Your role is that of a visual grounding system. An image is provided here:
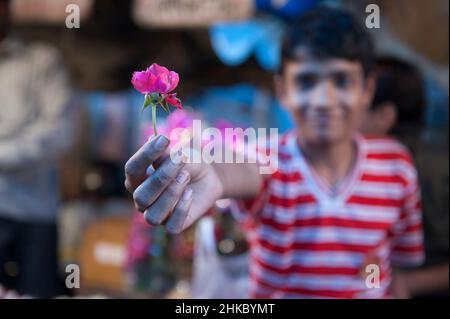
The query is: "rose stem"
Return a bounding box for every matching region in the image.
[152,103,158,136]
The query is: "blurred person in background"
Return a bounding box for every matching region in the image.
[361,57,449,298]
[361,57,426,144]
[0,0,74,298]
[125,6,426,298]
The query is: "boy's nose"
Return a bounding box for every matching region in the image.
[309,80,337,110]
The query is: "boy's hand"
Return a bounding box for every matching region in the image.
[124,135,223,234]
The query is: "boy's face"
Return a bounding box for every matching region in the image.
[277,55,374,146]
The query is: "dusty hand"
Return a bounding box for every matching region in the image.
[124,135,223,234]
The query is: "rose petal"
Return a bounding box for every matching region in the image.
[155,73,171,93]
[167,71,179,92]
[147,63,169,77]
[131,70,157,94]
[131,71,149,94]
[164,93,183,109]
[145,73,158,93]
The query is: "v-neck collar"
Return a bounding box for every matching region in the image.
[286,131,366,207]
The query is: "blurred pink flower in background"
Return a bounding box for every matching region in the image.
[141,109,198,146]
[125,212,152,269]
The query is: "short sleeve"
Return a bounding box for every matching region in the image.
[390,157,425,268]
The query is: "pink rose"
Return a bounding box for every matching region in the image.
[131,63,183,136]
[132,63,179,94]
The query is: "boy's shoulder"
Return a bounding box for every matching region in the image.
[274,132,415,161]
[257,132,418,175]
[361,135,419,188]
[361,134,415,164]
[253,130,295,158]
[275,130,298,162]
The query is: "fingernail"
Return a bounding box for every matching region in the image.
[172,150,187,165]
[154,136,169,150]
[182,188,193,200]
[176,170,190,184]
[167,222,181,234]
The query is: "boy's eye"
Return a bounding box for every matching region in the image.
[333,73,353,88]
[296,74,317,90]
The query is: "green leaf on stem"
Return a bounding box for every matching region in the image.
[160,99,170,113]
[142,94,152,111]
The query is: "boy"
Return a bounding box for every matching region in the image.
[360,57,425,138]
[124,6,424,298]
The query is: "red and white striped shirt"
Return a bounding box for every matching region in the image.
[239,131,424,299]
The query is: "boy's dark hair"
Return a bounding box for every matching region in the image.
[280,5,374,76]
[371,57,425,126]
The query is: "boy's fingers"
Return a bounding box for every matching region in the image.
[143,171,191,225]
[124,135,169,191]
[132,154,187,212]
[166,188,193,234]
[125,166,156,193]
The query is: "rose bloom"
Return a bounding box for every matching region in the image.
[131,63,182,109]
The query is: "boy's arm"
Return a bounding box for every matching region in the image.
[403,263,449,296]
[124,135,263,234]
[212,161,263,199]
[390,268,413,299]
[391,264,450,298]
